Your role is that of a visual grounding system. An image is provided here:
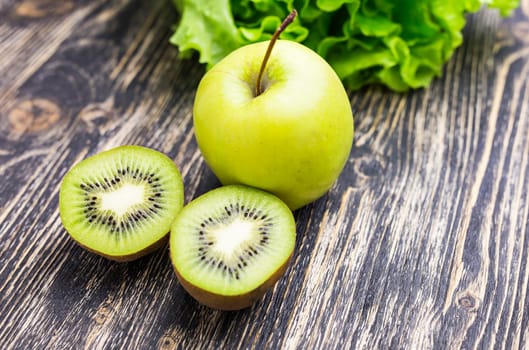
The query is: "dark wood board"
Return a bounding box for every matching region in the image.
[1,0,529,349]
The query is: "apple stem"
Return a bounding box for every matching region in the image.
[255,9,298,97]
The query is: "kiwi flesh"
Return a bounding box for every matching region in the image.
[170,185,296,310]
[59,145,184,261]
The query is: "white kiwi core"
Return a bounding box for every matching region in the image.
[211,218,256,257]
[100,183,145,217]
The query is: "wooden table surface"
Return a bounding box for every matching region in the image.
[1,1,529,349]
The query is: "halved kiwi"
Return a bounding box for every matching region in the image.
[59,145,184,261]
[170,185,296,310]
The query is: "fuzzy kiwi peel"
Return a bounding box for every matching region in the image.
[59,145,184,261]
[170,185,296,310]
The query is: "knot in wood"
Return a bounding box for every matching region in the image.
[93,303,113,325]
[79,103,115,132]
[159,335,177,350]
[349,147,386,188]
[457,293,479,311]
[8,98,61,133]
[14,0,74,18]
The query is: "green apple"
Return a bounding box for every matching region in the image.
[193,36,353,210]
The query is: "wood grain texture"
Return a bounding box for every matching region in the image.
[1,0,528,349]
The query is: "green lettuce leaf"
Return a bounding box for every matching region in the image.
[169,0,240,65]
[170,0,519,91]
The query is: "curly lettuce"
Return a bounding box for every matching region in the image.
[170,0,519,91]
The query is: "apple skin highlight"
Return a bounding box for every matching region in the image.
[193,40,354,210]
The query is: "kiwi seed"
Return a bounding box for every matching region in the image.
[59,145,184,261]
[170,185,296,310]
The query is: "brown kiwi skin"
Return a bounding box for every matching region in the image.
[172,253,293,310]
[73,235,169,262]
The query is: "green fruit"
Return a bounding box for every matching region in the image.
[59,145,184,261]
[170,185,296,310]
[193,39,354,210]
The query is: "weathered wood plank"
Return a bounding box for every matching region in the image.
[1,0,528,349]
